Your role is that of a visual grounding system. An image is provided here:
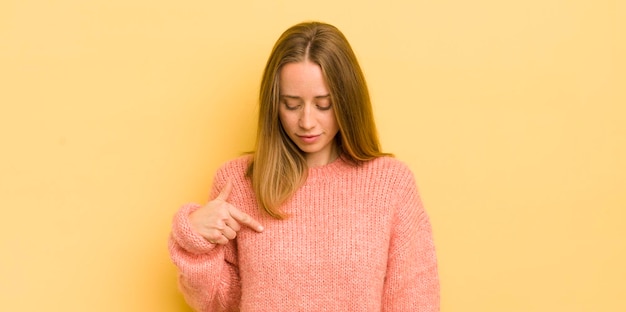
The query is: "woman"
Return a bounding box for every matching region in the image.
[169,21,440,311]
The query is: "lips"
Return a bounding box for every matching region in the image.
[297,134,320,144]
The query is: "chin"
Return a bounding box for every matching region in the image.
[298,147,318,154]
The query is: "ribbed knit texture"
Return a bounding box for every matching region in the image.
[169,155,439,311]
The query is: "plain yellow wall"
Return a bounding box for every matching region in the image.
[1,0,624,311]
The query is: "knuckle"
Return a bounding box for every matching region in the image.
[240,214,250,223]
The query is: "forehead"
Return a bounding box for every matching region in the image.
[279,61,329,96]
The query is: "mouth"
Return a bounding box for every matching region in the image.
[297,134,320,143]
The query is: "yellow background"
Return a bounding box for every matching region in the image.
[1,0,624,311]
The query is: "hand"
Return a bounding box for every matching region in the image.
[189,180,264,245]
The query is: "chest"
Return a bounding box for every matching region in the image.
[236,188,395,280]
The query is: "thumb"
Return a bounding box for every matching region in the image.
[215,179,233,201]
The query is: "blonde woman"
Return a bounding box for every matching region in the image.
[169,21,440,311]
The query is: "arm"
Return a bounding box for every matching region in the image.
[382,170,440,312]
[168,203,241,312]
[169,162,264,311]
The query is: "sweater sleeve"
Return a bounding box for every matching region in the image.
[168,169,241,312]
[382,166,440,312]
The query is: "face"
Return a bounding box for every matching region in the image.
[278,61,339,167]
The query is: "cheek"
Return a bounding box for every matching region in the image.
[278,111,285,126]
[325,114,339,130]
[278,110,294,129]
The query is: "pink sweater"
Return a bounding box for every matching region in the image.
[169,156,439,311]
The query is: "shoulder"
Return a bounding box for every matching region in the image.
[358,156,419,194]
[209,155,255,202]
[364,158,426,219]
[212,155,253,183]
[361,156,415,178]
[217,154,252,172]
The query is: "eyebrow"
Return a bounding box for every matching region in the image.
[280,94,330,99]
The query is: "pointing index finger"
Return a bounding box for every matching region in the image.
[229,206,264,232]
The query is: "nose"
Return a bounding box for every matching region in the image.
[298,105,315,130]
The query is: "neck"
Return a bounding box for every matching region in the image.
[306,146,339,167]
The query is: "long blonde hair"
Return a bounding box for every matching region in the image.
[247,21,390,219]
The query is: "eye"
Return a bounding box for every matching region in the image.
[316,99,332,111]
[281,99,300,110]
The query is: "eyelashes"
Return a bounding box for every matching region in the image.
[282,101,332,111]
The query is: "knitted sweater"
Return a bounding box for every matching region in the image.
[169,155,439,311]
